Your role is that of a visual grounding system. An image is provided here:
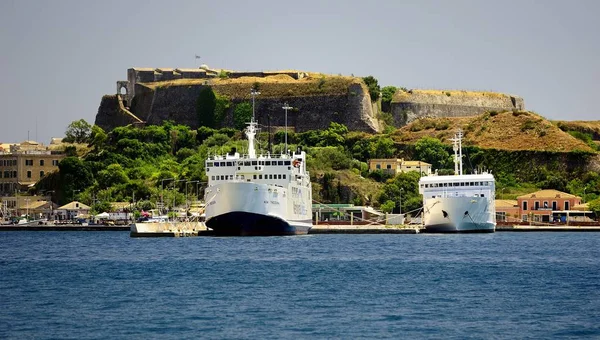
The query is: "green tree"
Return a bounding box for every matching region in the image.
[233,102,253,130]
[64,119,92,143]
[588,198,600,219]
[97,164,129,189]
[89,125,107,150]
[362,76,380,101]
[414,137,452,171]
[381,86,397,113]
[381,200,396,213]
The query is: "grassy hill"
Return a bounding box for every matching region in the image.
[391,110,596,153]
[142,73,364,98]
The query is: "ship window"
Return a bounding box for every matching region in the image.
[206,168,210,172]
[207,162,213,167]
[214,162,219,167]
[226,162,233,166]
[284,161,291,166]
[253,175,257,179]
[244,161,251,166]
[278,174,282,179]
[220,162,225,166]
[230,175,234,180]
[259,175,263,179]
[443,183,448,187]
[481,194,485,197]
[269,174,273,179]
[278,161,283,166]
[265,161,271,166]
[453,183,458,187]
[432,196,436,198]
[460,182,465,186]
[283,175,286,179]
[252,161,257,166]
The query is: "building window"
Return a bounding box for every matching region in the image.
[376,164,381,169]
[40,160,45,166]
[25,159,33,166]
[386,164,391,169]
[27,171,32,178]
[40,171,45,178]
[534,201,539,210]
[52,160,59,166]
[497,212,506,222]
[564,201,569,210]
[523,201,528,211]
[552,201,557,210]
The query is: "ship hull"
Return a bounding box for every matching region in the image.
[423,196,495,233]
[205,181,312,236]
[206,211,310,236]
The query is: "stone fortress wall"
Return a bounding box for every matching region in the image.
[102,66,526,134]
[390,89,525,126]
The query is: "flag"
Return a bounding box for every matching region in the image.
[195,55,201,59]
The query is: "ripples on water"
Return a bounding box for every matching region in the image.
[1,232,599,339]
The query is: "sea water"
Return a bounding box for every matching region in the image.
[1,232,599,339]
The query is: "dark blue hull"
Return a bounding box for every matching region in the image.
[206,212,310,236]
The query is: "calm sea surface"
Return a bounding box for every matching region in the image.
[1,232,599,339]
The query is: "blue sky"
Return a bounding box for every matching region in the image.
[1,0,598,143]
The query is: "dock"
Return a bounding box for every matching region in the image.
[130,221,211,237]
[0,224,129,231]
[497,225,600,232]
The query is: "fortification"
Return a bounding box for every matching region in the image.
[96,67,381,134]
[390,89,524,126]
[96,67,527,134]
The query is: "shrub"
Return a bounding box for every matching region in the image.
[362,76,380,101]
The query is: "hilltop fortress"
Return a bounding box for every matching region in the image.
[94,66,525,133]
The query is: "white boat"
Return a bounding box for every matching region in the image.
[203,113,312,236]
[418,130,496,233]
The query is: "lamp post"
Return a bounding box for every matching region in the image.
[583,186,587,204]
[160,177,174,213]
[186,180,200,209]
[399,188,404,215]
[282,102,292,155]
[72,189,80,202]
[251,88,260,121]
[501,187,507,200]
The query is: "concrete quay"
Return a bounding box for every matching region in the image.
[0,224,129,231]
[497,225,600,232]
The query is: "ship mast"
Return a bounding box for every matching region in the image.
[450,129,463,176]
[247,88,260,159]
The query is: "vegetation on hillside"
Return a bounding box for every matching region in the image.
[34,104,600,219]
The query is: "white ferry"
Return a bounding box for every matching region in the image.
[203,118,312,236]
[418,130,496,233]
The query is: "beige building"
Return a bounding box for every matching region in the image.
[495,199,520,222]
[55,201,91,221]
[368,158,432,176]
[0,141,65,195]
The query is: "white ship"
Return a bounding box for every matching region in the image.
[418,130,496,233]
[203,105,312,236]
